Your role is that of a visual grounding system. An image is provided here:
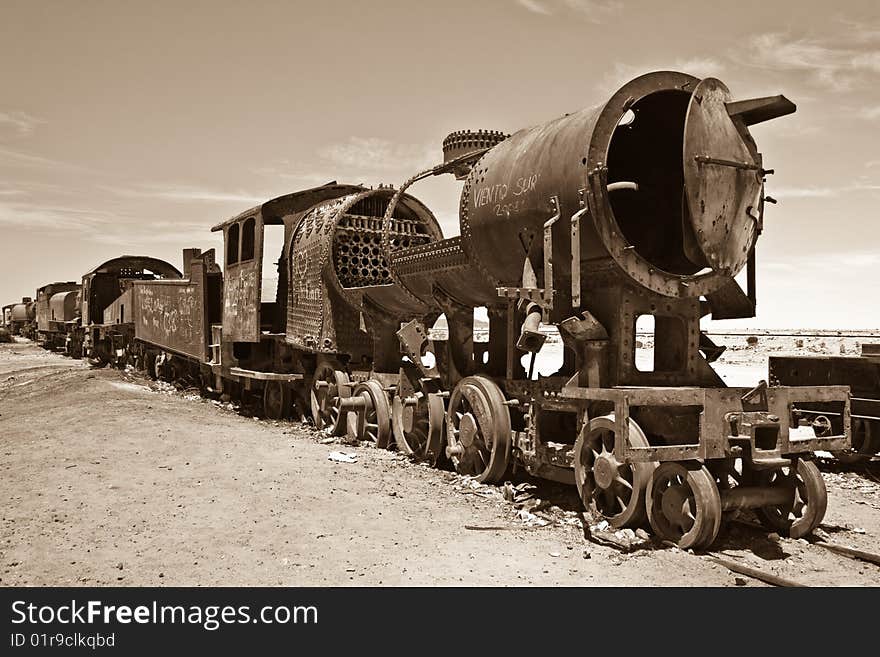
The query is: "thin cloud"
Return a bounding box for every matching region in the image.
[0,197,217,249]
[596,57,723,95]
[0,200,117,231]
[515,0,622,21]
[857,106,880,120]
[318,137,436,172]
[0,146,103,174]
[745,31,880,92]
[562,0,623,21]
[766,251,880,272]
[0,111,45,137]
[515,0,551,15]
[770,182,880,199]
[252,162,343,186]
[107,183,265,205]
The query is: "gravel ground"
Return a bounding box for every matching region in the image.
[1,339,878,587]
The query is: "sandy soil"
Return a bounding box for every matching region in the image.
[1,339,879,587]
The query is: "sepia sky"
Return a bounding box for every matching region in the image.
[1,0,878,328]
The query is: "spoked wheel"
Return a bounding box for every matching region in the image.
[445,376,510,484]
[574,415,656,528]
[755,459,827,539]
[833,417,877,465]
[309,363,350,434]
[393,394,429,458]
[263,380,292,420]
[346,380,392,447]
[647,462,722,549]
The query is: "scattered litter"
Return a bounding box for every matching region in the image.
[549,551,561,558]
[328,451,358,464]
[516,508,549,527]
[319,436,336,444]
[734,577,747,586]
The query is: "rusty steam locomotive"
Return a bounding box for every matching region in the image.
[7,71,853,549]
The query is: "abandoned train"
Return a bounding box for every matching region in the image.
[6,71,854,549]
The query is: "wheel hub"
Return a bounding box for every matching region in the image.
[459,413,478,448]
[593,454,619,489]
[661,484,691,526]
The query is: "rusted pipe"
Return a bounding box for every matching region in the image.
[516,302,546,355]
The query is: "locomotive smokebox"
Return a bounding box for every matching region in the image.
[457,71,794,315]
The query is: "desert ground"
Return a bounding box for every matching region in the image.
[1,335,879,587]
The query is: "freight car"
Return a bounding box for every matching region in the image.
[770,344,880,463]
[34,282,81,352]
[74,256,183,365]
[124,70,850,549]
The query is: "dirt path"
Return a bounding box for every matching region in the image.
[1,340,878,587]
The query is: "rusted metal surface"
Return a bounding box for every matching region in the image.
[81,256,182,328]
[770,353,880,461]
[682,78,764,275]
[35,282,79,334]
[285,187,441,356]
[133,249,222,361]
[559,382,850,463]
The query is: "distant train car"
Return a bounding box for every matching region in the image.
[771,345,880,463]
[76,255,182,364]
[35,282,81,352]
[5,298,35,337]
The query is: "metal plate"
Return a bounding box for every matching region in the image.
[683,78,763,274]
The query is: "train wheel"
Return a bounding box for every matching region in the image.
[647,462,722,549]
[263,381,292,421]
[392,394,429,457]
[832,418,877,465]
[445,376,510,484]
[574,415,655,528]
[425,392,449,467]
[145,352,158,380]
[309,364,350,435]
[346,381,392,447]
[755,459,826,539]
